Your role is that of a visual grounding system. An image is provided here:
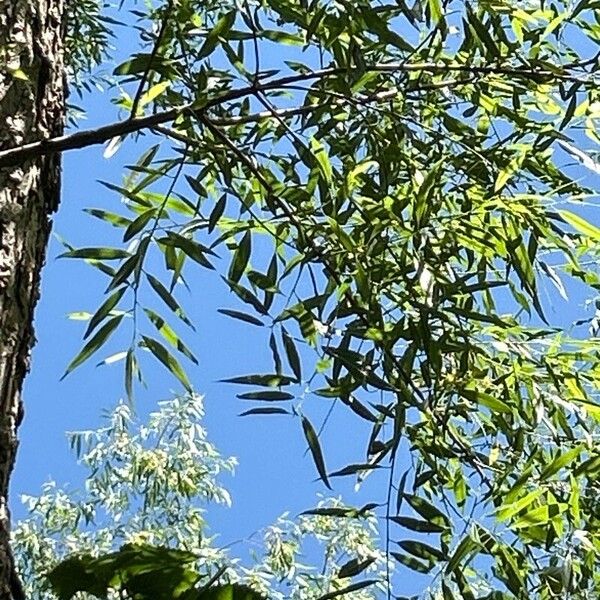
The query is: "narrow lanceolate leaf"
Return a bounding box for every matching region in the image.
[222,277,269,315]
[141,335,192,392]
[496,489,545,522]
[58,247,130,260]
[402,494,450,527]
[282,328,302,382]
[398,540,445,562]
[269,331,282,374]
[143,308,198,364]
[84,208,131,229]
[391,552,431,573]
[389,516,447,534]
[301,415,331,489]
[107,253,140,291]
[559,209,600,242]
[236,391,294,401]
[446,535,480,574]
[208,194,226,233]
[159,233,216,269]
[310,136,332,185]
[62,315,124,378]
[428,0,443,23]
[315,580,378,600]
[147,273,195,329]
[228,230,251,282]
[221,374,296,386]
[125,349,136,402]
[217,309,264,327]
[460,389,512,414]
[337,556,376,579]
[123,208,156,242]
[239,407,290,417]
[539,446,583,481]
[301,507,362,518]
[197,10,237,60]
[85,287,127,339]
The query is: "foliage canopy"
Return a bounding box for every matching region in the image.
[29,0,600,596]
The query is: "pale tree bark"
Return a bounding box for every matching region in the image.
[0,1,64,598]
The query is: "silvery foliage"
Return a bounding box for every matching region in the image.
[12,394,387,599]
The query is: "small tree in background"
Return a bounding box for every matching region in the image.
[12,394,387,600]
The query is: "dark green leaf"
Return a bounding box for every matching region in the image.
[228,230,251,283]
[217,309,265,326]
[62,315,124,378]
[237,391,294,401]
[84,287,126,339]
[141,335,192,392]
[58,248,130,260]
[301,415,331,490]
[282,328,302,382]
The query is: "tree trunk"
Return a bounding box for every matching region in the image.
[0,1,64,597]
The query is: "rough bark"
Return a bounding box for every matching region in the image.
[0,1,64,598]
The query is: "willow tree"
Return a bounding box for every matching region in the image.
[4,0,600,598]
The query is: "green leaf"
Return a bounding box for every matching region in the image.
[221,374,296,386]
[236,391,294,401]
[85,287,127,339]
[62,315,124,378]
[47,554,109,600]
[143,309,198,365]
[282,328,302,382]
[159,233,215,270]
[540,446,583,481]
[337,556,376,579]
[228,230,251,282]
[107,253,142,292]
[446,535,480,574]
[58,248,130,260]
[398,540,445,563]
[198,11,237,60]
[389,516,447,534]
[310,136,332,185]
[147,274,195,329]
[84,208,132,229]
[209,195,226,233]
[314,580,378,600]
[123,209,156,242]
[460,389,512,414]
[391,552,431,573]
[222,277,269,315]
[301,415,332,490]
[559,209,600,241]
[496,489,544,522]
[428,0,443,23]
[402,494,450,527]
[261,30,304,45]
[217,309,264,326]
[140,335,192,392]
[239,407,290,417]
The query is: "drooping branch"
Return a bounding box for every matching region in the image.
[0,61,591,168]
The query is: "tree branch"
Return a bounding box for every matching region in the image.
[0,61,589,168]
